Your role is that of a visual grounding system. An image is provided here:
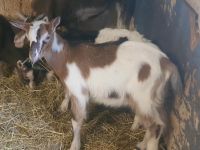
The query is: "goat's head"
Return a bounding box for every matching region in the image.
[11,16,60,64]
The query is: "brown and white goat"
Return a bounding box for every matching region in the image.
[11,17,182,150]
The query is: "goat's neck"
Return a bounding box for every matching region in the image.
[43,33,69,82]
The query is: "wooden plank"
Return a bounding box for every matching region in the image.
[186,0,200,30]
[186,0,200,14]
[0,0,33,19]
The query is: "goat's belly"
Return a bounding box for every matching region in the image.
[91,97,126,107]
[86,61,160,111]
[87,65,135,100]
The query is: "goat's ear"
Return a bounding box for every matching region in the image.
[10,21,30,31]
[50,17,61,32]
[14,31,26,48]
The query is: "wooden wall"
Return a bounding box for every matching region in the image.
[0,0,33,19]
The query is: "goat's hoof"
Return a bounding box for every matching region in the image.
[136,142,146,150]
[69,144,80,150]
[134,147,141,150]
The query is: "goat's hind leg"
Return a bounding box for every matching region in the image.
[146,123,164,150]
[59,95,70,113]
[135,125,151,150]
[135,114,164,150]
[59,87,71,114]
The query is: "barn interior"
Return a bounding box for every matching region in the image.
[0,0,200,149]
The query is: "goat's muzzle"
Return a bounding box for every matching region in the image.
[29,42,41,64]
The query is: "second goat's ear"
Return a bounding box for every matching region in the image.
[10,20,30,31]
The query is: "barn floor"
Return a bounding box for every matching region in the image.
[0,74,146,150]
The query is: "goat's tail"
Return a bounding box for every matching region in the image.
[170,64,183,96]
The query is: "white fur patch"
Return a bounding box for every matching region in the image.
[95,28,150,44]
[27,20,47,46]
[86,41,167,114]
[65,63,88,108]
[33,48,40,63]
[95,28,160,55]
[52,33,63,52]
[29,28,48,62]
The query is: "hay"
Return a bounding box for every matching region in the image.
[0,75,144,150]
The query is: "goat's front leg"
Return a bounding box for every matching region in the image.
[52,93,70,118]
[59,86,71,113]
[70,95,87,150]
[59,93,70,113]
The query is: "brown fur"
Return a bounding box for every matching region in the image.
[67,43,118,79]
[160,57,174,73]
[43,34,118,81]
[151,56,174,100]
[42,37,68,84]
[151,76,165,100]
[148,124,162,139]
[138,63,151,82]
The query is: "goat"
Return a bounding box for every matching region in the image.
[32,0,117,30]
[0,15,28,77]
[11,17,182,150]
[95,28,150,44]
[31,0,136,34]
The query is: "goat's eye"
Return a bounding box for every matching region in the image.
[46,36,50,40]
[43,36,50,44]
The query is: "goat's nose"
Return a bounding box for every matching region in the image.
[29,50,39,64]
[29,42,40,64]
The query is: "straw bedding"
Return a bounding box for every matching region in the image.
[0,75,145,150]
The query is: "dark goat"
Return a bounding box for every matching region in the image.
[16,59,54,89]
[0,15,28,77]
[0,14,52,89]
[31,0,136,37]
